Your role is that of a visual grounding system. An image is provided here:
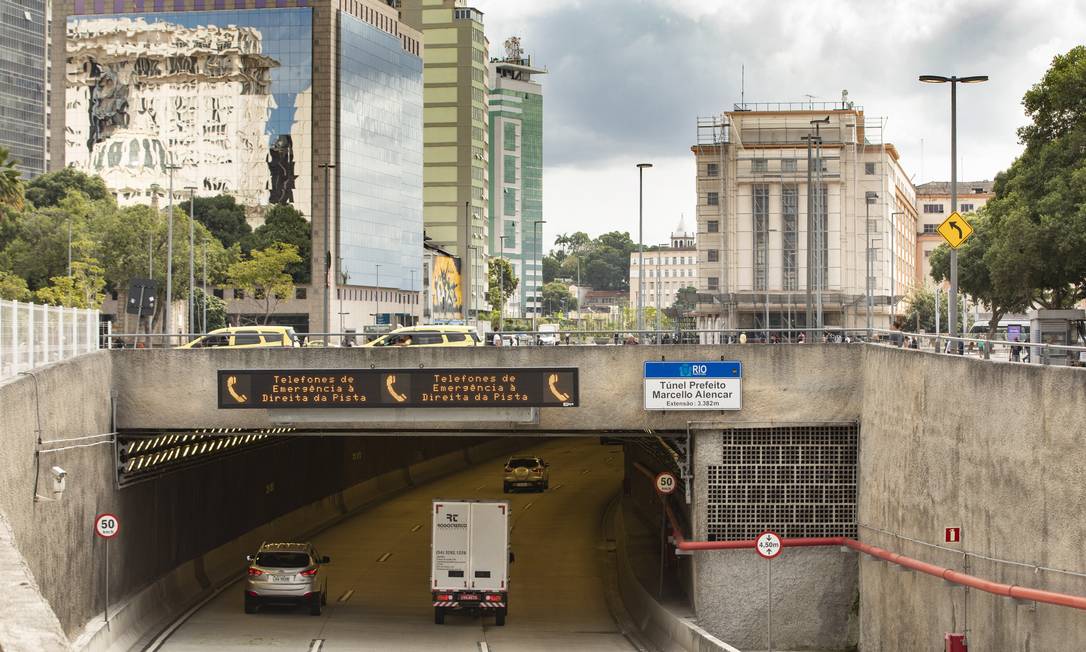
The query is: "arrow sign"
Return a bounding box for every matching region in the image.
[937,211,974,249]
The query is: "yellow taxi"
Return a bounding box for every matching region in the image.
[178,326,300,349]
[361,325,481,348]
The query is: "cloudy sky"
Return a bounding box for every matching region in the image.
[470,0,1086,250]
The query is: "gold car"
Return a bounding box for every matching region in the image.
[178,326,300,349]
[362,325,481,348]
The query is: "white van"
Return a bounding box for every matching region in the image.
[538,323,560,345]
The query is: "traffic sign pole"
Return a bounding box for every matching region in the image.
[755,531,782,652]
[94,514,120,629]
[654,472,677,599]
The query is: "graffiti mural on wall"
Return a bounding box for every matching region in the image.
[431,254,463,315]
[65,10,313,213]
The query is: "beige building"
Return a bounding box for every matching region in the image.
[691,99,918,337]
[629,219,698,312]
[915,181,993,286]
[399,0,490,319]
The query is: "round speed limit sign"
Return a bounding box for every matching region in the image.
[654,471,678,496]
[94,513,120,539]
[755,530,782,559]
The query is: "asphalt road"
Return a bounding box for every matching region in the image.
[158,438,637,652]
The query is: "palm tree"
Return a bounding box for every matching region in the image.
[0,147,24,210]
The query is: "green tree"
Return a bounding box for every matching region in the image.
[0,147,23,211]
[244,204,311,283]
[191,195,252,249]
[226,243,301,324]
[0,198,97,291]
[487,256,519,313]
[25,168,109,208]
[901,286,948,334]
[34,260,106,308]
[541,281,577,315]
[193,289,228,332]
[542,254,562,283]
[0,270,30,300]
[666,286,699,320]
[546,230,637,291]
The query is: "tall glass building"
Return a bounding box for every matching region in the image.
[1,0,48,176]
[53,0,424,332]
[488,39,545,318]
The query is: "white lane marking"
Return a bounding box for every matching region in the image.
[411,524,422,532]
[337,589,354,603]
[309,639,325,652]
[523,501,534,512]
[377,552,392,563]
[581,469,590,475]
[143,574,239,651]
[475,484,486,491]
[478,642,490,652]
[552,483,563,490]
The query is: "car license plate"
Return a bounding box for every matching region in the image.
[270,575,295,583]
[459,594,479,601]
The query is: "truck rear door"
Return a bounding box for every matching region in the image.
[432,501,470,590]
[468,502,508,592]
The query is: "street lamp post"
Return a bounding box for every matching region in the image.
[533,219,546,325]
[202,239,208,333]
[185,186,197,336]
[164,163,181,340]
[866,192,878,336]
[374,263,382,327]
[318,163,336,342]
[890,210,905,320]
[498,235,510,332]
[919,73,988,352]
[636,163,653,335]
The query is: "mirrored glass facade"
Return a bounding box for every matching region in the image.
[65,9,312,211]
[1,0,47,176]
[338,13,423,293]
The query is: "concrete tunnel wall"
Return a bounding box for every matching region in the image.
[858,346,1086,651]
[0,354,538,649]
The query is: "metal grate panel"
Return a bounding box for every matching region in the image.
[706,424,858,541]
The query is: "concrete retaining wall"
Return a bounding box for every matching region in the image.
[858,347,1086,651]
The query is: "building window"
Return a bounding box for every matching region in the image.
[504,122,516,151]
[504,155,516,183]
[707,220,719,233]
[707,277,719,290]
[752,159,768,173]
[707,249,719,262]
[923,204,944,214]
[504,188,516,215]
[960,203,975,212]
[707,192,720,206]
[782,185,798,291]
[753,184,769,291]
[865,162,876,175]
[707,162,719,177]
[924,250,932,258]
[923,223,938,234]
[295,287,307,300]
[781,158,797,173]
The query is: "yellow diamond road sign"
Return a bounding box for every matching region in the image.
[938,211,974,249]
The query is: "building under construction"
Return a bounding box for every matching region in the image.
[691,95,917,338]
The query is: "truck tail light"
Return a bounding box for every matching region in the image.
[436,594,453,601]
[485,594,503,601]
[247,568,263,576]
[300,568,318,576]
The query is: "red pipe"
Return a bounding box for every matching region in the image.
[632,462,1086,611]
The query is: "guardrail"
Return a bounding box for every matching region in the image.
[98,325,1086,367]
[0,299,101,380]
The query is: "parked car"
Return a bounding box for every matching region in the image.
[178,326,299,349]
[502,456,549,492]
[244,542,330,615]
[362,325,482,348]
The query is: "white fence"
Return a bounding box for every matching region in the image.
[0,300,101,381]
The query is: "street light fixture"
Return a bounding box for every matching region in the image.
[164,162,181,339]
[184,186,197,335]
[318,163,336,343]
[918,73,988,352]
[533,219,546,323]
[636,163,653,335]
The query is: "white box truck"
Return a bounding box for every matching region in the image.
[431,499,510,626]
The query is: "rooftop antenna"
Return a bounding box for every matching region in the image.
[741,64,745,107]
[804,93,816,109]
